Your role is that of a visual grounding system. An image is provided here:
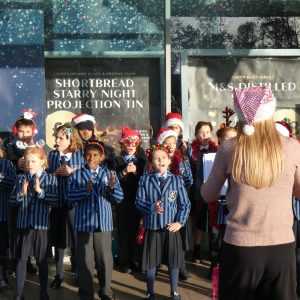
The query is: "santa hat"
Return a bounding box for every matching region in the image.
[233,87,276,136]
[71,113,96,131]
[163,112,184,131]
[275,118,293,137]
[155,128,178,144]
[119,126,142,144]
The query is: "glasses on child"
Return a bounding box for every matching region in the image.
[123,140,139,147]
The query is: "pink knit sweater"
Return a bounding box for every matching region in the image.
[201,136,300,246]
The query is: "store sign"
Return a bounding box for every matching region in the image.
[184,56,300,139]
[45,58,161,151]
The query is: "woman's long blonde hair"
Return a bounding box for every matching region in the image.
[232,118,283,189]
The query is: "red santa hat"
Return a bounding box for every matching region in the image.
[155,128,178,144]
[119,126,142,144]
[233,87,276,136]
[71,113,96,130]
[163,112,184,131]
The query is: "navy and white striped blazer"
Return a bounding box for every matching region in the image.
[135,172,191,230]
[9,171,58,229]
[0,159,16,222]
[293,197,300,221]
[48,149,85,208]
[67,165,123,232]
[179,160,193,189]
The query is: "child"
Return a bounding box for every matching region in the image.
[113,126,146,273]
[71,113,97,144]
[6,110,44,275]
[156,128,193,280]
[136,144,191,300]
[163,112,190,157]
[6,109,44,173]
[9,146,58,300]
[67,140,123,300]
[0,140,16,291]
[215,126,237,230]
[188,121,218,264]
[204,125,237,278]
[48,123,85,288]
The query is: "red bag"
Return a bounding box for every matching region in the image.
[136,218,145,245]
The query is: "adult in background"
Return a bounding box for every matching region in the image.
[201,86,300,300]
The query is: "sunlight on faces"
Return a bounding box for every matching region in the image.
[163,136,177,157]
[123,140,138,155]
[55,130,71,153]
[79,129,93,141]
[25,153,45,175]
[168,125,181,135]
[151,149,171,176]
[17,125,33,142]
[196,125,212,145]
[84,149,104,170]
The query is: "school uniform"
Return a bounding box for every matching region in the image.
[193,147,217,232]
[113,154,145,270]
[48,149,84,283]
[135,172,190,271]
[9,170,58,299]
[6,141,26,261]
[67,165,123,300]
[176,160,193,252]
[48,149,84,249]
[0,159,16,248]
[0,159,16,285]
[6,141,25,173]
[293,197,300,296]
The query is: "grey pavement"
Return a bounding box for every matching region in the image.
[1,258,212,300]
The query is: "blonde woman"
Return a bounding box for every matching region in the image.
[201,87,300,300]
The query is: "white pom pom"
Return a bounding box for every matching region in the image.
[16,141,28,150]
[243,124,255,136]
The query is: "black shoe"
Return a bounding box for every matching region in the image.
[27,261,37,274]
[129,261,141,272]
[50,275,62,289]
[207,268,213,280]
[144,294,155,300]
[100,294,115,300]
[13,295,25,300]
[170,291,181,300]
[119,265,131,274]
[191,257,201,264]
[192,245,201,264]
[0,279,9,291]
[74,276,79,287]
[40,294,50,300]
[179,268,190,281]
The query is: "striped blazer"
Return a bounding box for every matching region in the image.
[9,171,58,229]
[0,159,16,222]
[293,197,300,221]
[135,172,191,230]
[48,149,85,208]
[178,160,193,189]
[67,165,123,232]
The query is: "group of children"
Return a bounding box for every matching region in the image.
[0,109,238,300]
